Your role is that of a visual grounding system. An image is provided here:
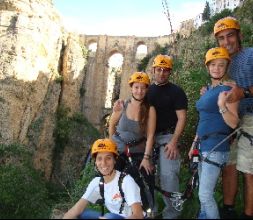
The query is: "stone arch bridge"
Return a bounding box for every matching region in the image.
[79,34,175,133]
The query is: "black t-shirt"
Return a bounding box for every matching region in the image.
[147,82,188,133]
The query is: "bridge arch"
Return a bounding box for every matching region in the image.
[80,34,175,131]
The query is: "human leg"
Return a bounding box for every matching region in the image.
[78,209,101,219]
[236,115,253,217]
[222,164,238,205]
[244,173,253,216]
[220,164,239,219]
[198,151,229,219]
[222,139,239,205]
[156,134,181,219]
[103,212,125,219]
[220,141,239,218]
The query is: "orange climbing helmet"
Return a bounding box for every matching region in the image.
[214,16,240,36]
[205,47,230,65]
[152,54,173,69]
[91,138,119,158]
[128,72,150,86]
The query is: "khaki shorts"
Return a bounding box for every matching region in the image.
[227,138,238,165]
[236,115,253,174]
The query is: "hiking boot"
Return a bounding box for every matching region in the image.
[219,207,238,219]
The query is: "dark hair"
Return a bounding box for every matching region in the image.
[139,96,150,134]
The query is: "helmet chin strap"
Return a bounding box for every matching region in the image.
[210,73,225,81]
[132,94,143,102]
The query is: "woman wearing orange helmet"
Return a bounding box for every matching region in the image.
[109,71,156,214]
[63,138,144,219]
[188,47,239,219]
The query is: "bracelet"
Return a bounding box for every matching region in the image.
[144,153,151,158]
[243,88,252,98]
[219,107,228,114]
[143,156,150,160]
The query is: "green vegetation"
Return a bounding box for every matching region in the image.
[52,105,100,181]
[53,105,100,156]
[202,1,211,21]
[51,161,103,216]
[135,3,252,218]
[137,43,171,71]
[0,144,53,218]
[1,1,252,218]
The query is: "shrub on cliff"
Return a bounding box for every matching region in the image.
[0,144,52,218]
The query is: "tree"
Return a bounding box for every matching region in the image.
[202,1,211,21]
[162,0,173,34]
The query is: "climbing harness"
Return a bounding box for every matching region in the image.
[201,127,241,167]
[83,126,253,216]
[123,145,155,215]
[237,129,253,146]
[114,131,146,147]
[97,171,127,215]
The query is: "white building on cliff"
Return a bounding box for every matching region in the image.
[193,0,244,28]
[209,0,245,15]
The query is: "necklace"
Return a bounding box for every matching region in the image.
[208,82,223,89]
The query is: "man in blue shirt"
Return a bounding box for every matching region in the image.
[214,16,253,219]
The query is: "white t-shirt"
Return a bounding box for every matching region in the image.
[82,170,142,217]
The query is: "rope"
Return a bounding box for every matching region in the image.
[203,125,253,161]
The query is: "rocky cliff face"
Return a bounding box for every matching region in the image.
[0,0,87,179]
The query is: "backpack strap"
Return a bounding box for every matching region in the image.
[98,176,105,216]
[97,172,127,215]
[118,172,127,214]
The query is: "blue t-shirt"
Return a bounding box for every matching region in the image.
[196,85,233,152]
[229,48,253,116]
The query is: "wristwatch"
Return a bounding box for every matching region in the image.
[243,88,252,98]
[219,107,228,114]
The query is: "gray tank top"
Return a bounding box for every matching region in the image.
[112,99,146,153]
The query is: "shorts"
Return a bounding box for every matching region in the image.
[226,138,238,165]
[236,115,253,174]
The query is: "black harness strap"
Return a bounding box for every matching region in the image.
[202,157,226,169]
[199,132,231,169]
[238,129,253,146]
[200,131,230,141]
[118,172,127,214]
[115,131,146,147]
[98,177,105,216]
[98,172,127,215]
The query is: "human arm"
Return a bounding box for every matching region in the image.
[108,100,124,138]
[200,85,208,96]
[218,91,239,129]
[223,81,253,103]
[188,135,199,160]
[127,202,144,219]
[139,106,156,175]
[113,99,124,112]
[63,198,89,219]
[164,109,187,160]
[122,175,144,219]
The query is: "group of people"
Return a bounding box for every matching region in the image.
[63,16,253,219]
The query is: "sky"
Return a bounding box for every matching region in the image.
[53,0,206,37]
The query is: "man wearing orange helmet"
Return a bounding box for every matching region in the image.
[147,54,188,219]
[109,72,156,214]
[189,47,239,219]
[213,16,253,219]
[63,138,144,219]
